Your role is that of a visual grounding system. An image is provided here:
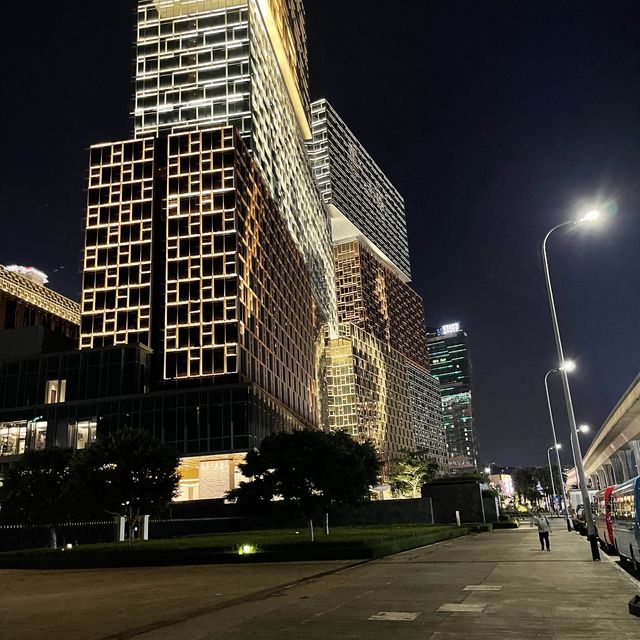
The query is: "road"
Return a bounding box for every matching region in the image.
[2,528,639,639]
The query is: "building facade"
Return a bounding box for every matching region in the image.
[0,0,332,499]
[1,2,448,493]
[310,100,447,472]
[308,99,411,282]
[0,265,80,457]
[427,323,479,473]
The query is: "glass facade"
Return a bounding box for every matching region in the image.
[0,1,449,496]
[308,99,411,281]
[406,362,448,474]
[308,98,444,472]
[322,323,414,466]
[333,240,429,370]
[427,325,479,472]
[133,0,336,327]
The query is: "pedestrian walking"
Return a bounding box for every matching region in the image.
[532,510,552,551]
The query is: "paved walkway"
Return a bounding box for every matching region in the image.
[2,528,639,639]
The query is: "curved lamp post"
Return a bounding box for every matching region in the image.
[542,209,601,561]
[544,362,576,531]
[546,444,561,512]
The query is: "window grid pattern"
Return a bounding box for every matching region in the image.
[135,2,252,138]
[133,1,336,328]
[308,99,411,280]
[322,323,413,466]
[164,127,318,426]
[263,0,310,119]
[441,391,478,471]
[427,328,479,471]
[80,139,157,350]
[249,0,336,328]
[333,241,429,370]
[406,362,448,474]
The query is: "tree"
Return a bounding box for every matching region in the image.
[0,448,75,548]
[513,467,547,507]
[228,430,380,540]
[74,428,180,541]
[389,448,441,498]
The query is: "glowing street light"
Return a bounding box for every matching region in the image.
[544,365,575,531]
[547,444,562,508]
[541,208,604,561]
[578,209,601,223]
[579,424,590,434]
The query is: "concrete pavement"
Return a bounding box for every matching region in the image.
[2,528,639,639]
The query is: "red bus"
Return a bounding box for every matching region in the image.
[593,486,615,553]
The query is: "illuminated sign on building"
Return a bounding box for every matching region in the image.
[437,322,460,336]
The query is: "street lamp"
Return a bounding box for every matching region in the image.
[542,210,601,561]
[579,424,590,434]
[544,366,574,531]
[546,444,561,512]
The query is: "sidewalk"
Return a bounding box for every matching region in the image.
[135,527,640,640]
[2,528,639,639]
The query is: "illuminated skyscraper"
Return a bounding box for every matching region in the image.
[0,0,334,498]
[0,2,448,491]
[310,101,447,472]
[132,0,336,323]
[427,323,479,473]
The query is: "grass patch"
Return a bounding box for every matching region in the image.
[0,524,469,569]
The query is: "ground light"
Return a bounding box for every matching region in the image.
[238,544,257,556]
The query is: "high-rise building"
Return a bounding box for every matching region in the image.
[133,0,336,325]
[427,323,479,473]
[310,100,447,472]
[308,99,410,282]
[0,2,448,491]
[0,0,334,499]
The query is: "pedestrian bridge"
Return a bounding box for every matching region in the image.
[582,373,640,488]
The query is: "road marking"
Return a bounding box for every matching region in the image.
[369,612,421,621]
[463,584,503,591]
[437,603,487,613]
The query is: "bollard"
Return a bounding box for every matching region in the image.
[455,511,461,527]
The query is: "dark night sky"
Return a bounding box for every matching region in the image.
[2,2,639,467]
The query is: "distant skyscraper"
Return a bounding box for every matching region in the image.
[427,323,479,473]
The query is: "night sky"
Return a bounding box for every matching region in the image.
[2,2,639,468]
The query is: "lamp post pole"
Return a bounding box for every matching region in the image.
[546,445,558,513]
[544,369,572,531]
[542,219,600,561]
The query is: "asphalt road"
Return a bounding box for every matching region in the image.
[3,528,639,639]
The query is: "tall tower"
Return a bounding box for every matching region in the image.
[78,0,336,498]
[309,100,447,473]
[427,323,479,473]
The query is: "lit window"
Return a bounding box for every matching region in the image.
[45,380,67,404]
